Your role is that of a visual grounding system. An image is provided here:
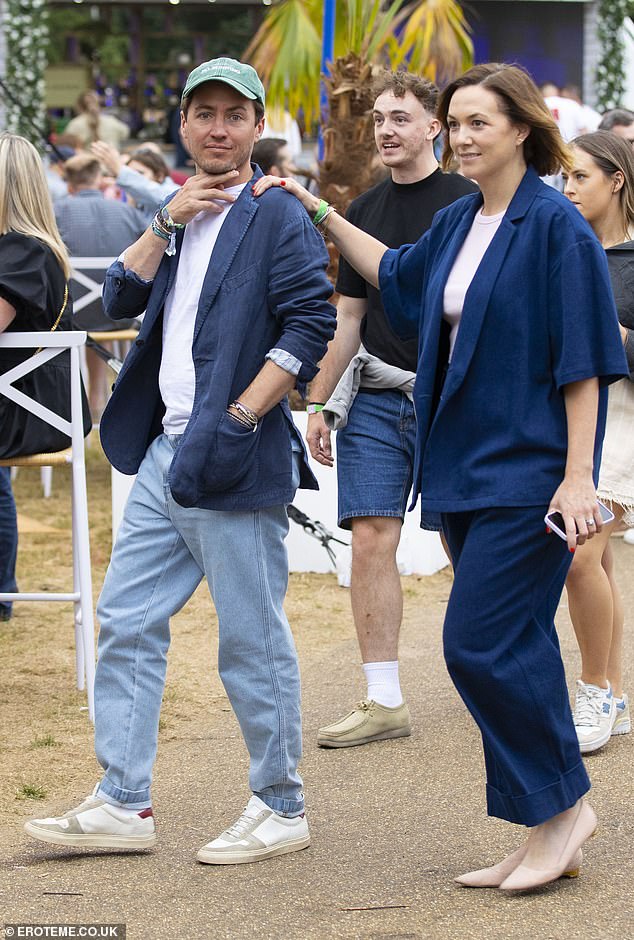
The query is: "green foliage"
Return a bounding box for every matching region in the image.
[4,0,49,147]
[245,0,323,125]
[96,35,129,69]
[245,0,473,125]
[47,7,94,66]
[596,0,629,110]
[393,0,472,84]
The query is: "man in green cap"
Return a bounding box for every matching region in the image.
[25,59,336,866]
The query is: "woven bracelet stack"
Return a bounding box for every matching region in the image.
[152,205,186,256]
[312,199,336,234]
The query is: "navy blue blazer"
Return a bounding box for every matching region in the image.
[379,167,629,527]
[100,166,336,511]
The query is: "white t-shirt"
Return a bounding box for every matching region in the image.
[443,208,504,359]
[544,95,587,141]
[159,183,246,434]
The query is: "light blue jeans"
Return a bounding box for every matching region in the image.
[94,433,304,816]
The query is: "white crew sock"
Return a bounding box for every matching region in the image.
[363,660,403,708]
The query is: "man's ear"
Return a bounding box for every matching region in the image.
[426,118,442,141]
[254,117,265,144]
[180,110,189,146]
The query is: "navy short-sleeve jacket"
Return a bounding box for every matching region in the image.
[379,167,629,527]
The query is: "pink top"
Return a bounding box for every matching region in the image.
[443,208,504,359]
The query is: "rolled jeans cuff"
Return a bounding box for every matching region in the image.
[97,776,152,810]
[255,791,304,817]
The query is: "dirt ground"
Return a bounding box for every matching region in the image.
[1,438,633,940]
[0,438,454,827]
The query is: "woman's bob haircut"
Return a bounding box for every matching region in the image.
[438,62,571,178]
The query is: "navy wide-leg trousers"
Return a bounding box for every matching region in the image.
[441,506,590,827]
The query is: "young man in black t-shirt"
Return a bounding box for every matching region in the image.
[307,71,477,748]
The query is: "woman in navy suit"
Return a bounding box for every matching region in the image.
[254,64,628,890]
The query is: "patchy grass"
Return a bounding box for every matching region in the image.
[16,784,46,801]
[29,734,60,749]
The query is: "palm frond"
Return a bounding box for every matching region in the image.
[365,0,410,62]
[397,0,473,83]
[244,0,474,129]
[244,0,323,124]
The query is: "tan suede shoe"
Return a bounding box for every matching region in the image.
[317,699,411,748]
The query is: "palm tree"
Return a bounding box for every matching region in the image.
[245,0,473,212]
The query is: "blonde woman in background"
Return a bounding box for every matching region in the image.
[0,133,80,620]
[563,130,634,753]
[65,91,129,148]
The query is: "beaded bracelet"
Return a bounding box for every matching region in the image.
[160,205,186,232]
[151,217,171,242]
[151,211,178,256]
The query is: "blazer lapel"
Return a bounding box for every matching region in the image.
[441,167,542,399]
[442,218,515,395]
[193,175,260,344]
[419,199,480,382]
[141,228,185,334]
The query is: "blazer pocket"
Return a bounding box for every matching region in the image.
[222,261,261,293]
[201,411,260,493]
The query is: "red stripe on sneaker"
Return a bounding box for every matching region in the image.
[138,808,154,818]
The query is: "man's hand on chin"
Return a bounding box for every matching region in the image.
[167,170,241,224]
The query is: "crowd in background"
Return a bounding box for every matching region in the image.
[0,64,633,887]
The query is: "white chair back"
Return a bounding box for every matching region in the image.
[0,331,96,721]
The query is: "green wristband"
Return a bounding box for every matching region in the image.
[312,200,329,226]
[306,403,324,414]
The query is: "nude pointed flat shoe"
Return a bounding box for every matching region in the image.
[455,846,583,888]
[499,801,597,892]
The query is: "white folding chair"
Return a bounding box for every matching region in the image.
[70,256,139,407]
[70,257,117,326]
[0,331,96,721]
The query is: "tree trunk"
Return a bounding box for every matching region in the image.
[293,54,384,411]
[319,52,385,215]
[317,52,386,282]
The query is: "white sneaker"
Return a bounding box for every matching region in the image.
[197,796,310,865]
[612,693,631,736]
[24,788,157,849]
[573,679,616,753]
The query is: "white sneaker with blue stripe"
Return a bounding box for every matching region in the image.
[612,693,631,736]
[573,679,616,753]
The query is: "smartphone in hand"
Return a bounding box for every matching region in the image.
[544,501,615,541]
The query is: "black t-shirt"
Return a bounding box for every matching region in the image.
[336,169,478,371]
[606,240,634,376]
[0,232,70,370]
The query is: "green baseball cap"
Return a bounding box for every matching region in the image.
[181,57,265,109]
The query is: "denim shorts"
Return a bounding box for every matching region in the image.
[336,389,416,529]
